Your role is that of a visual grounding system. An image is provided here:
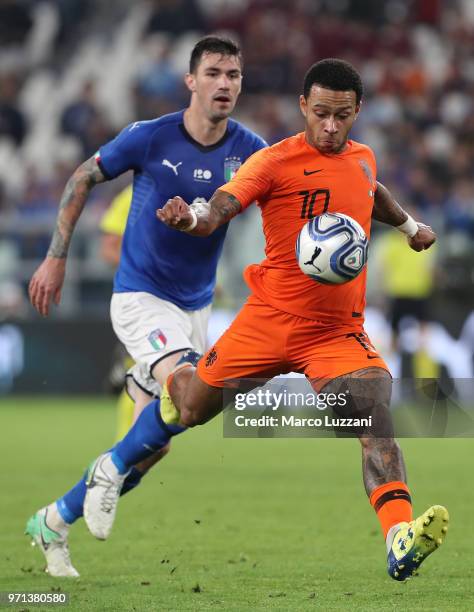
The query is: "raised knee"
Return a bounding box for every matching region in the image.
[180,407,204,428]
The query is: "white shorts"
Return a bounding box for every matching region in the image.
[110,292,211,397]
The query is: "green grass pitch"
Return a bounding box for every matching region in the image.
[1,397,473,611]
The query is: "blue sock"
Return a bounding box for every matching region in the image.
[56,470,88,524]
[56,466,145,525]
[56,398,183,524]
[112,398,185,474]
[120,467,144,495]
[57,444,116,523]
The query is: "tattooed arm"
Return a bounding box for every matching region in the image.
[156,189,242,236]
[29,156,106,316]
[373,180,436,252]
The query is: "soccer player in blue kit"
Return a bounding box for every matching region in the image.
[26,35,267,577]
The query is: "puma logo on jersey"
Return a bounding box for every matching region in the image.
[130,121,141,130]
[162,159,183,175]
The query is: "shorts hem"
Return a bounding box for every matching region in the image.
[312,362,391,392]
[196,366,228,389]
[126,373,156,398]
[149,347,194,378]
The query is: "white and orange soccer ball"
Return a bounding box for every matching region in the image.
[296,212,368,284]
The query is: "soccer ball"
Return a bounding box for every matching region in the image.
[295,212,368,284]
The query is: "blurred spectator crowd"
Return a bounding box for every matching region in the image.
[0,0,473,317]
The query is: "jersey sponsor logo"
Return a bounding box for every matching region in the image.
[224,156,241,181]
[193,168,213,182]
[304,168,323,175]
[162,159,183,176]
[148,329,167,351]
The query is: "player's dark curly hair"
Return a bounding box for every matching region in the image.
[303,59,363,104]
[190,35,242,73]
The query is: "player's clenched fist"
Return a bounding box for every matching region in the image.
[408,223,436,252]
[157,196,194,231]
[29,257,65,317]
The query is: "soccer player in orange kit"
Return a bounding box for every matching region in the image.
[85,59,448,581]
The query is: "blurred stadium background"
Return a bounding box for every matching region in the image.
[1,2,474,609]
[0,0,473,393]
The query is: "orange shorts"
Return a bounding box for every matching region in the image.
[197,295,389,391]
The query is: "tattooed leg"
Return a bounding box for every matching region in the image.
[319,367,407,496]
[360,436,406,495]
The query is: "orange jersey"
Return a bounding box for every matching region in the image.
[220,132,377,323]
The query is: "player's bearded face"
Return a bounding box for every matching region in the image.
[187,52,242,121]
[300,86,360,154]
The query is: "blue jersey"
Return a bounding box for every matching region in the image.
[97,110,266,310]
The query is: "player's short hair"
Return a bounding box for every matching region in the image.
[189,35,242,73]
[303,59,363,104]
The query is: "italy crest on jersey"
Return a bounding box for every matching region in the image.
[224,156,241,181]
[148,328,167,351]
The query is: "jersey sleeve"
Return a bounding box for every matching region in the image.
[96,122,150,179]
[100,185,133,236]
[219,147,275,210]
[251,133,268,154]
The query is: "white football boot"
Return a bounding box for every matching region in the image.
[84,452,129,540]
[25,504,79,577]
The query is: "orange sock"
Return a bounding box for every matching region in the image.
[370,481,413,538]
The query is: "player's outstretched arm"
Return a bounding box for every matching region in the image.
[29,156,106,316]
[373,180,436,252]
[156,189,242,236]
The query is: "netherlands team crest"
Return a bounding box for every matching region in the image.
[358,159,376,197]
[224,156,241,181]
[148,328,167,351]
